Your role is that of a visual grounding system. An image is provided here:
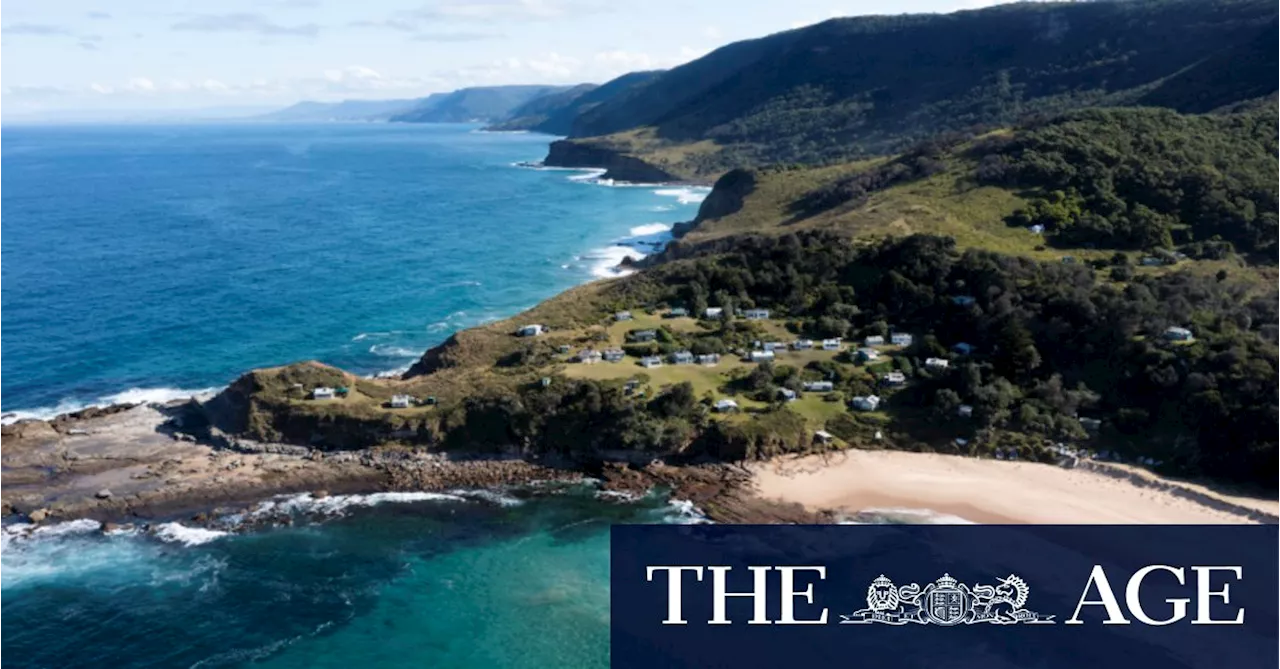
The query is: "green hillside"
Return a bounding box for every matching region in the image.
[552,0,1277,179]
[487,72,664,135]
[390,85,576,123]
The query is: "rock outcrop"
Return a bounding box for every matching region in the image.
[543,139,679,183]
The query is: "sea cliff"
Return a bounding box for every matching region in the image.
[543,139,681,183]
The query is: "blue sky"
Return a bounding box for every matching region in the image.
[2,0,1001,115]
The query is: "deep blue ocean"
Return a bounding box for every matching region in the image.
[0,123,710,667]
[2,122,706,418]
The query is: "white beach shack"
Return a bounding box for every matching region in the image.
[743,308,770,320]
[803,380,834,392]
[850,395,881,412]
[603,349,626,363]
[390,394,414,409]
[697,353,721,366]
[577,349,603,364]
[671,350,695,365]
[793,339,814,350]
[640,355,664,369]
[925,357,950,370]
[890,332,913,347]
[778,388,798,402]
[631,329,658,342]
[715,399,739,413]
[615,310,633,322]
[311,387,336,400]
[704,307,724,320]
[863,335,885,347]
[882,371,906,386]
[822,338,843,351]
[856,348,880,362]
[517,324,545,337]
[750,350,775,363]
[1162,326,1194,342]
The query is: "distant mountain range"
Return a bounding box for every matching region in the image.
[256,98,427,122]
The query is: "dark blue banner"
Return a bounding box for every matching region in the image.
[611,525,1278,669]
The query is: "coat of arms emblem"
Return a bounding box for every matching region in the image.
[840,573,1055,626]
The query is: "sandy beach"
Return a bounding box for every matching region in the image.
[751,449,1278,524]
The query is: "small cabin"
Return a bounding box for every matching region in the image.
[697,353,721,366]
[615,311,633,321]
[578,349,603,364]
[603,349,626,362]
[750,350,775,363]
[540,377,552,387]
[743,308,770,320]
[311,387,336,400]
[666,307,688,318]
[803,381,834,392]
[517,324,545,337]
[822,338,842,351]
[763,341,788,352]
[890,333,913,347]
[671,350,694,365]
[630,329,658,342]
[863,335,885,347]
[1162,326,1194,342]
[850,395,881,412]
[882,371,906,386]
[793,339,814,350]
[1079,417,1102,433]
[856,348,880,362]
[557,344,572,354]
[704,307,724,319]
[1029,224,1044,234]
[950,296,976,307]
[390,394,413,409]
[640,356,664,369]
[714,399,739,413]
[925,358,950,370]
[951,342,974,356]
[814,430,835,445]
[778,388,798,402]
[957,404,974,418]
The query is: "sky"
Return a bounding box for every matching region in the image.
[1,0,1004,117]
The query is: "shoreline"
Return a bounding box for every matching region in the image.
[4,400,1273,529]
[751,450,1278,525]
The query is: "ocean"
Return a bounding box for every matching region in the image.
[0,122,710,667]
[2,486,705,668]
[1,122,707,419]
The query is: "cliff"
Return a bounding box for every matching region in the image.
[543,139,681,183]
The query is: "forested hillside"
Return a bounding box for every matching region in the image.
[487,72,663,135]
[621,232,1278,488]
[550,0,1277,178]
[390,85,575,123]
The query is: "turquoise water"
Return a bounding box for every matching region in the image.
[1,123,706,418]
[1,487,699,668]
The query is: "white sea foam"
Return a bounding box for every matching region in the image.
[2,386,222,425]
[368,344,421,358]
[653,186,711,205]
[449,489,525,507]
[250,491,468,519]
[850,507,976,525]
[152,523,231,546]
[663,499,712,525]
[581,245,644,278]
[628,222,673,237]
[566,168,608,182]
[649,204,676,212]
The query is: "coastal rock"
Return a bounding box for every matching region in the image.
[96,489,113,499]
[543,139,680,183]
[29,508,50,523]
[312,489,330,499]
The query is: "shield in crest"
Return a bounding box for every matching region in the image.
[926,588,968,625]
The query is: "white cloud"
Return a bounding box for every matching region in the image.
[89,83,115,94]
[127,77,156,92]
[171,13,319,37]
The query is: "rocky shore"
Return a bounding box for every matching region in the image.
[1,399,811,527]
